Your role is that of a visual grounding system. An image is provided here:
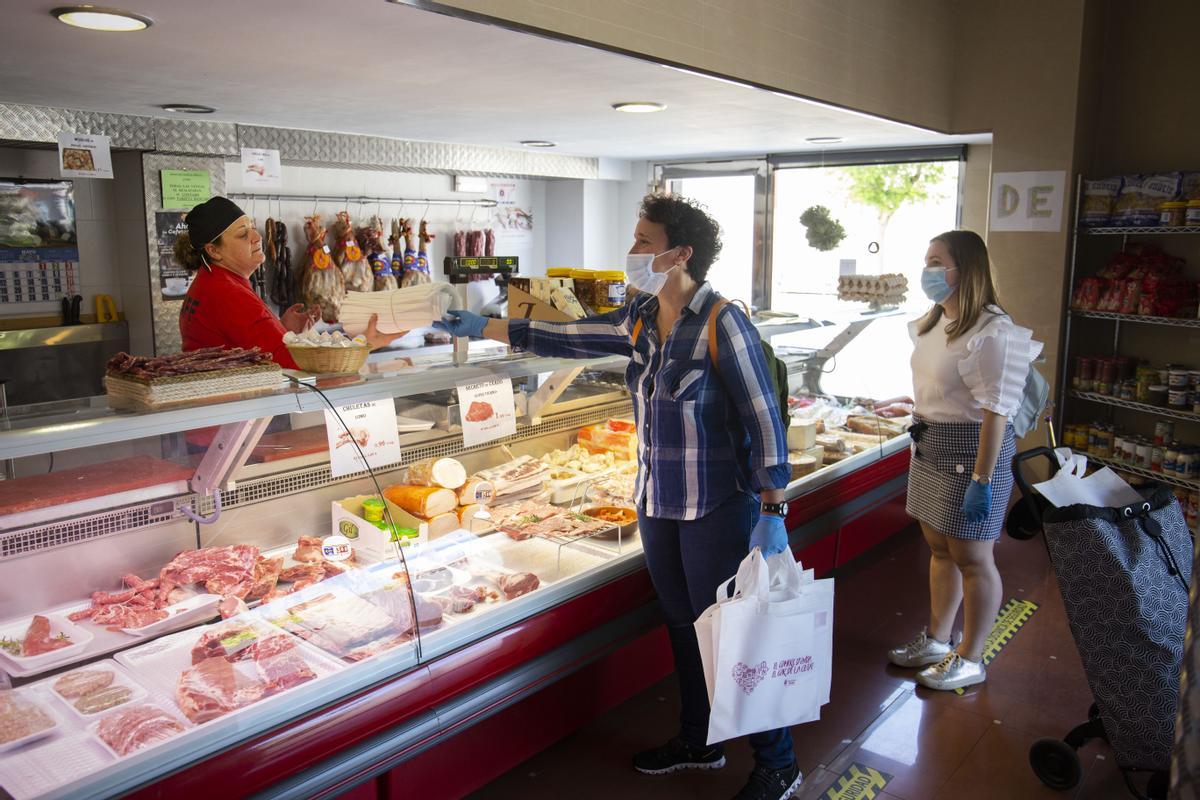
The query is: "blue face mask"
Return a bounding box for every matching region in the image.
[921,268,955,303]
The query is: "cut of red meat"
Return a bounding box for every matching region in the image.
[96,704,185,756]
[245,635,316,693]
[492,572,540,600]
[175,657,265,723]
[279,563,324,584]
[245,557,283,601]
[292,536,324,564]
[160,545,259,600]
[21,615,72,656]
[93,607,168,630]
[67,607,97,622]
[190,623,257,665]
[91,588,138,606]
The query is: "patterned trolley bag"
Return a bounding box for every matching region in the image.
[1014,447,1190,797]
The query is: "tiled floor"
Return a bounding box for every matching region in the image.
[471,526,1151,799]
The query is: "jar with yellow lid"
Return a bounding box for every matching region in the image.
[1187,199,1200,227]
[1160,201,1188,227]
[546,267,575,292]
[592,270,627,312]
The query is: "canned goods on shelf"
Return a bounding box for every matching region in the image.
[1156,421,1176,445]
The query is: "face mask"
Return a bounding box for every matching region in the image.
[625,248,678,295]
[921,267,955,303]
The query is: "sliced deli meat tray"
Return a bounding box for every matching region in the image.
[87,702,190,759]
[0,613,94,676]
[0,688,62,754]
[114,617,342,726]
[38,660,149,721]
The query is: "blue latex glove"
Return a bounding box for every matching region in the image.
[750,513,789,557]
[961,479,993,524]
[440,309,488,339]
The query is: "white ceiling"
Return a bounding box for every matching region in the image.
[0,0,983,162]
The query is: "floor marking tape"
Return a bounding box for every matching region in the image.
[821,762,893,800]
[953,598,1039,695]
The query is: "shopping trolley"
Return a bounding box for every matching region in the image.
[1011,446,1191,799]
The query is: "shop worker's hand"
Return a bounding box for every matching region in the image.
[364,313,406,350]
[961,479,993,524]
[281,303,315,334]
[750,513,789,557]
[440,309,488,339]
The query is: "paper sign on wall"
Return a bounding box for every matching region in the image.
[990,170,1066,232]
[457,378,517,448]
[57,132,113,179]
[161,169,211,209]
[240,148,282,189]
[324,399,403,478]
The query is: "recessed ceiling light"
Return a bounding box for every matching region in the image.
[612,102,666,114]
[52,6,152,31]
[806,136,844,144]
[160,104,216,114]
[520,140,556,148]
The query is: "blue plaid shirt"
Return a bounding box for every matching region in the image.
[508,282,789,520]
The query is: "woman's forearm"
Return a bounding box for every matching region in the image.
[483,318,511,344]
[974,409,1007,479]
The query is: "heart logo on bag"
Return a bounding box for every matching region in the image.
[732,661,768,695]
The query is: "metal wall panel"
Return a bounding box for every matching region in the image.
[154,118,239,156]
[0,102,155,149]
[237,124,598,179]
[142,153,227,354]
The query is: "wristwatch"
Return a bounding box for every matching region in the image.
[761,500,788,517]
[971,472,992,485]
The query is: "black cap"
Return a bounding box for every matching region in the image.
[186,196,245,250]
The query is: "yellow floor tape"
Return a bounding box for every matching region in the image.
[821,762,892,800]
[953,597,1039,695]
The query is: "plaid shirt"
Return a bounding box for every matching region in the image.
[508,282,789,520]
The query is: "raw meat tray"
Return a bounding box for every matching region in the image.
[114,617,343,727]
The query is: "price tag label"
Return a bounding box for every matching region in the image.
[324,398,402,478]
[457,378,517,448]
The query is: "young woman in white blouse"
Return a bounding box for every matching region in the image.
[888,230,1042,691]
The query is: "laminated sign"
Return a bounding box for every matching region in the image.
[457,378,516,448]
[57,132,113,179]
[324,399,402,478]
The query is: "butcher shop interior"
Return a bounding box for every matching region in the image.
[0,1,1198,799]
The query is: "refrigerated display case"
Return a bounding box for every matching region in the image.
[0,317,913,800]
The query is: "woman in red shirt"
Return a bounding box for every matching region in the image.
[175,196,391,367]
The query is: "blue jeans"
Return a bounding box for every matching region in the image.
[638,491,796,770]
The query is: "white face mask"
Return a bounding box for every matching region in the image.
[624,247,678,295]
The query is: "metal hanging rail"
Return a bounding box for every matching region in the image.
[225,192,497,208]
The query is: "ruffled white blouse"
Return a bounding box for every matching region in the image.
[908,307,1043,424]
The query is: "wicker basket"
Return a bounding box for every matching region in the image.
[286,345,369,374]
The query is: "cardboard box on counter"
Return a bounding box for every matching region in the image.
[332,494,428,559]
[507,285,574,323]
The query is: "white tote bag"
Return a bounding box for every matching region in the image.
[695,549,835,745]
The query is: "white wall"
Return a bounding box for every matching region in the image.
[544,179,584,268]
[544,163,651,272]
[0,147,141,323]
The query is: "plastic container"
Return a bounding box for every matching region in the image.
[0,689,60,753]
[1187,199,1200,226]
[570,270,598,310]
[88,702,190,758]
[1169,368,1191,388]
[1169,389,1190,408]
[1156,421,1176,445]
[1148,385,1169,407]
[1137,440,1154,468]
[361,497,385,522]
[1161,201,1188,227]
[593,271,627,311]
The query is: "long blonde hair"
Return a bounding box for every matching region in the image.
[916,229,1003,340]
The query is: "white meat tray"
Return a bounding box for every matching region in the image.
[0,686,66,755]
[0,614,95,677]
[86,700,192,760]
[36,659,150,723]
[0,732,113,800]
[114,616,344,726]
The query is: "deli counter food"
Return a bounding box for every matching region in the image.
[0,320,911,800]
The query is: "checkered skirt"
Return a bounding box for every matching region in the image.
[905,415,1017,540]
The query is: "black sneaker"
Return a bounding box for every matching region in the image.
[732,761,803,800]
[633,736,726,774]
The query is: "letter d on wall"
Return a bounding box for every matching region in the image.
[990,170,1066,233]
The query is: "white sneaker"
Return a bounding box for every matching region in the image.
[916,652,986,691]
[887,629,953,668]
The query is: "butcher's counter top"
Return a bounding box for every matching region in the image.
[0,344,625,460]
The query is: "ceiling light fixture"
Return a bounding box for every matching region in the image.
[160,104,216,114]
[520,140,556,148]
[806,136,844,144]
[612,102,666,114]
[51,6,153,31]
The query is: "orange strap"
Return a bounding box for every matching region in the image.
[629,297,741,366]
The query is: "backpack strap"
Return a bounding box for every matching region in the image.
[630,315,643,346]
[707,298,730,366]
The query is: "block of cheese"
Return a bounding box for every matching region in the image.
[786,419,818,450]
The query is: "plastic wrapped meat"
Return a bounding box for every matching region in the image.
[97,704,185,756]
[271,592,400,660]
[176,657,266,723]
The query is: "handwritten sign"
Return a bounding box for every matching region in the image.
[457,377,517,448]
[324,399,402,478]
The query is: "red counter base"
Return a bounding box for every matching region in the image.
[131,450,910,800]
